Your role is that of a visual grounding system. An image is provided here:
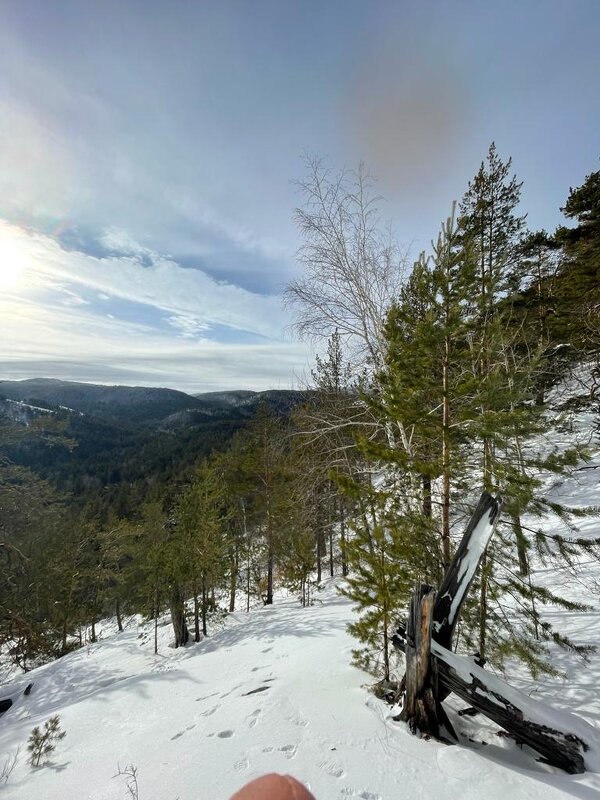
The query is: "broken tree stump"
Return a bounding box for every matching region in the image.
[391,490,598,774]
[400,585,438,737]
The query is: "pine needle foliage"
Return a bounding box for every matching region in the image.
[27,715,65,767]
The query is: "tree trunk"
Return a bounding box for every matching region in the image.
[201,575,208,636]
[400,585,444,737]
[266,514,274,606]
[169,584,189,648]
[116,598,123,633]
[329,525,334,578]
[340,503,348,577]
[316,526,322,585]
[229,545,238,612]
[441,332,451,569]
[513,513,529,577]
[154,589,159,655]
[193,591,201,643]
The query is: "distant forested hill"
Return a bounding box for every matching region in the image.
[0,379,306,506]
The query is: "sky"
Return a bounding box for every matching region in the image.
[0,0,598,392]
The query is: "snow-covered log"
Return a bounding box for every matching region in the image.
[431,641,599,774]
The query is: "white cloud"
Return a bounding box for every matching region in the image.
[0,221,311,391]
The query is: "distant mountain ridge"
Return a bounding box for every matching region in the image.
[0,378,306,427]
[0,379,307,496]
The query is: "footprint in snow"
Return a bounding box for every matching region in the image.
[195,692,219,703]
[217,730,234,739]
[200,705,220,717]
[171,724,196,740]
[318,759,345,779]
[234,757,249,772]
[247,708,261,729]
[359,793,381,800]
[278,744,297,760]
[242,686,270,696]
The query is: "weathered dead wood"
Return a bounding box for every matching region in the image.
[432,492,502,651]
[401,585,438,736]
[392,491,593,774]
[431,643,588,774]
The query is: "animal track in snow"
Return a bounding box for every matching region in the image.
[200,705,220,717]
[217,729,234,739]
[234,757,249,772]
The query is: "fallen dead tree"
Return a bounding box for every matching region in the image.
[392,492,600,775]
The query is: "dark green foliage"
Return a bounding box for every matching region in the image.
[27,715,65,767]
[341,147,600,679]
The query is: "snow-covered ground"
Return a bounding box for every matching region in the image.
[1,567,600,799]
[3,412,600,799]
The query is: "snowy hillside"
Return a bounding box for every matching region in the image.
[2,526,600,800]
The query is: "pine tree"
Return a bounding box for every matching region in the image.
[175,459,228,640]
[27,716,65,767]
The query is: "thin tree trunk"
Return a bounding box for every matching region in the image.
[116,598,123,632]
[340,503,348,577]
[266,509,274,605]
[246,561,251,613]
[441,334,451,569]
[329,525,334,577]
[194,590,201,642]
[316,525,322,585]
[202,574,208,636]
[513,513,529,577]
[229,545,238,613]
[478,554,489,659]
[154,589,159,655]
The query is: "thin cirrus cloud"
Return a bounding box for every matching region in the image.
[0,221,309,391]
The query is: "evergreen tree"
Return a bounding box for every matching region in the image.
[175,459,228,640]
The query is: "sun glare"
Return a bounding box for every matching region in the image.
[0,232,29,290]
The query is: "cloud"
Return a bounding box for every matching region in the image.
[0,221,311,391]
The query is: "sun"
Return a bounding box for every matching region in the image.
[0,230,29,290]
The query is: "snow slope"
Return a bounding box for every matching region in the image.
[1,570,600,800]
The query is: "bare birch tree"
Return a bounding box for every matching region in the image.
[285,155,407,372]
